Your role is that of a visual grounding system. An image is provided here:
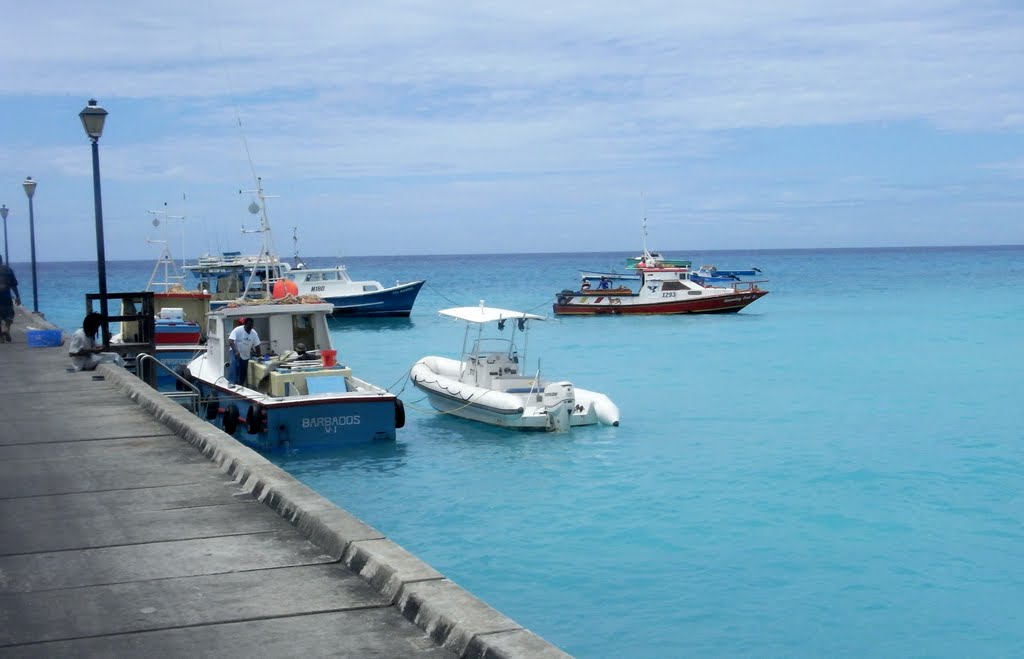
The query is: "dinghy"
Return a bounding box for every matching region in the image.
[411,303,620,431]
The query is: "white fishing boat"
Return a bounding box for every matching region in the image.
[184,179,424,317]
[554,258,769,315]
[410,303,620,431]
[184,300,404,452]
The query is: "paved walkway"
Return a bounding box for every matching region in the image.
[0,306,567,658]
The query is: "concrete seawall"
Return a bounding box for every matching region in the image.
[0,305,570,658]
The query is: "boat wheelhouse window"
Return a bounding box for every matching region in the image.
[362,284,380,292]
[661,280,689,291]
[323,271,338,281]
[305,272,322,282]
[291,314,316,351]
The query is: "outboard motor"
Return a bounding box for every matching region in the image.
[543,382,575,432]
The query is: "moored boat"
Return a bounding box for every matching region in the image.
[184,180,424,317]
[553,263,769,315]
[112,234,210,389]
[184,300,404,452]
[286,262,424,317]
[411,303,620,431]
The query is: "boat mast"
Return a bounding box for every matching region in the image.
[234,104,281,300]
[145,202,186,292]
[238,176,281,298]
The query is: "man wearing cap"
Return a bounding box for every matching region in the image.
[228,317,261,385]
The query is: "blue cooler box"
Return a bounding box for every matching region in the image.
[26,328,64,348]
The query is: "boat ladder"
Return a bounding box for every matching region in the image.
[135,353,202,416]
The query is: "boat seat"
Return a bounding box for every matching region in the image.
[305,375,348,395]
[505,387,539,393]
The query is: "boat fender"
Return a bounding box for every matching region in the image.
[557,295,570,305]
[223,404,240,435]
[395,399,406,429]
[204,396,220,420]
[246,404,266,434]
[174,364,192,391]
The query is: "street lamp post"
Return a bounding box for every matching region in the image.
[80,99,110,347]
[0,204,8,264]
[22,178,39,313]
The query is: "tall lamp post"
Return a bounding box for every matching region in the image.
[80,99,110,347]
[0,204,8,264]
[22,178,39,313]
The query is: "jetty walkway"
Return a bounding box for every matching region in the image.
[0,306,568,658]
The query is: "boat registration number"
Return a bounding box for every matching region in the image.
[310,285,326,292]
[303,415,361,432]
[662,292,676,298]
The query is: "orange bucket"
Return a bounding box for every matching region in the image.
[321,349,338,367]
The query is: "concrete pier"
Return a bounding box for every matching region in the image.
[0,306,569,658]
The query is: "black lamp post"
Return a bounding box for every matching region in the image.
[21,178,39,313]
[0,204,8,264]
[80,99,110,347]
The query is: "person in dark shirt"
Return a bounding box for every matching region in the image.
[293,342,320,361]
[0,255,22,343]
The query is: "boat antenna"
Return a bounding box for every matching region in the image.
[179,192,188,270]
[292,226,308,269]
[640,193,651,259]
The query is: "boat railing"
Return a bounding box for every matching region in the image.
[136,353,202,415]
[732,280,769,292]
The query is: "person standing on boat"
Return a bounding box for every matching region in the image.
[228,317,261,385]
[0,255,20,343]
[68,312,124,370]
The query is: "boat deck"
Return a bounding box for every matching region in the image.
[0,307,566,658]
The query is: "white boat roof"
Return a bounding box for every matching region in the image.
[440,306,546,324]
[213,302,335,318]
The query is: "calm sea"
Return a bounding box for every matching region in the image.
[15,246,1024,658]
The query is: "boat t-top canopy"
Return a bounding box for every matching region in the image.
[439,304,546,324]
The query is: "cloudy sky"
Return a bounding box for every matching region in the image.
[2,1,1022,261]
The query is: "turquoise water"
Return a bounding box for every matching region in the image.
[21,246,1024,657]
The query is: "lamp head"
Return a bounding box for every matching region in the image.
[0,205,7,220]
[23,177,36,199]
[79,99,108,140]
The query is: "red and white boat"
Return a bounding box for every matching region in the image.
[553,259,769,316]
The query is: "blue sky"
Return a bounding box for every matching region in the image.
[1,1,1023,262]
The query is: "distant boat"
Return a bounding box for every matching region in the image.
[578,270,641,282]
[184,179,424,317]
[554,262,769,315]
[625,252,692,270]
[624,217,761,280]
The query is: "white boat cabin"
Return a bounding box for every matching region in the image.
[203,302,334,374]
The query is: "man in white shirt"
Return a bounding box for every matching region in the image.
[228,317,261,385]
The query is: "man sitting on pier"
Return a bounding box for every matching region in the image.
[68,312,125,370]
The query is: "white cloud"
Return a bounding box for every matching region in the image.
[1,0,1022,258]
